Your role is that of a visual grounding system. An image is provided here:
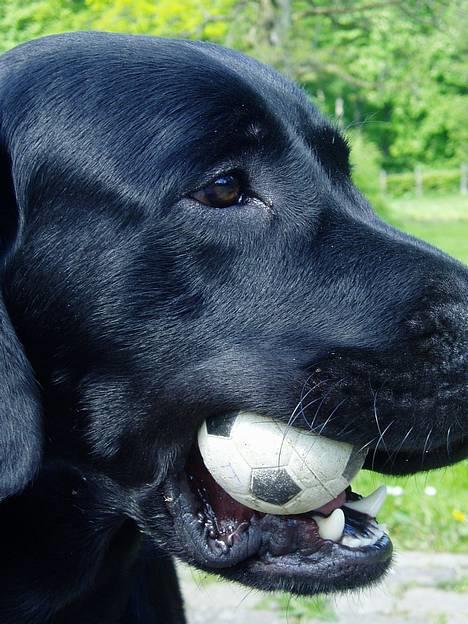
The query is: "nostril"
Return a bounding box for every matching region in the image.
[405,306,460,338]
[401,298,468,368]
[403,288,468,336]
[404,314,438,340]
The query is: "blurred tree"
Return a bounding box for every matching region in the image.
[0,0,234,49]
[0,0,466,172]
[224,1,467,171]
[85,0,233,40]
[0,0,86,50]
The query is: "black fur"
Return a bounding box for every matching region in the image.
[0,32,466,623]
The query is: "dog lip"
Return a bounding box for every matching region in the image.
[162,468,393,589]
[242,532,392,593]
[163,472,263,568]
[257,532,392,567]
[366,435,468,474]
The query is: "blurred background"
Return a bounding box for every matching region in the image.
[2,1,466,622]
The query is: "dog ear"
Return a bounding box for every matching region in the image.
[0,147,42,500]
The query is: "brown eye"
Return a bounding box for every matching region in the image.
[191,174,243,208]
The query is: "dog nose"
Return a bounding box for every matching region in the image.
[382,230,468,369]
[404,298,467,356]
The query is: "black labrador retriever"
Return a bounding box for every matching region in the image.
[0,32,466,624]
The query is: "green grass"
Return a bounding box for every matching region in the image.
[256,594,337,622]
[435,576,468,593]
[355,193,468,554]
[389,194,468,223]
[402,221,468,262]
[353,461,468,553]
[387,193,468,262]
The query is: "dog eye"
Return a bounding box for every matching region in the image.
[191,174,243,208]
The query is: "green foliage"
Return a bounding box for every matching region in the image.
[348,131,382,197]
[0,1,466,175]
[347,130,391,218]
[225,1,467,172]
[387,169,461,198]
[85,0,233,40]
[387,172,423,198]
[0,0,233,53]
[0,0,86,52]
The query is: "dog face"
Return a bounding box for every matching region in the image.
[0,33,466,595]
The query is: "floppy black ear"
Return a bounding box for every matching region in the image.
[0,146,42,500]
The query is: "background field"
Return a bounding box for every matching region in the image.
[352,194,467,554]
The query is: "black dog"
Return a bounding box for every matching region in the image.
[0,32,466,623]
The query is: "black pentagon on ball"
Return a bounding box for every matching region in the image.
[251,467,301,506]
[342,447,366,481]
[205,412,239,438]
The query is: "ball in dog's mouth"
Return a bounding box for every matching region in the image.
[197,411,369,515]
[161,413,393,594]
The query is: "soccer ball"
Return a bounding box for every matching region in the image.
[198,411,367,515]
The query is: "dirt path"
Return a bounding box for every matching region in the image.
[178,551,468,623]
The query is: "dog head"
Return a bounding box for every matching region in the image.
[0,32,466,594]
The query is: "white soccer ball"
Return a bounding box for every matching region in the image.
[198,411,367,515]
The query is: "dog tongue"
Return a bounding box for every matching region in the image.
[189,444,347,521]
[188,446,255,524]
[312,490,347,515]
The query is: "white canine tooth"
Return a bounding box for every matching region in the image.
[313,508,345,541]
[341,535,363,548]
[340,526,384,548]
[343,485,387,518]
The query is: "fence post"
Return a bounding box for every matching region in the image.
[461,163,468,196]
[415,165,423,197]
[379,169,387,195]
[335,97,344,127]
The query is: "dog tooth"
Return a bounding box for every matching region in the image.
[214,539,229,554]
[341,535,363,548]
[341,530,381,548]
[226,521,249,546]
[343,485,387,518]
[313,508,345,541]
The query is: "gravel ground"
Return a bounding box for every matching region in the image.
[178,551,468,623]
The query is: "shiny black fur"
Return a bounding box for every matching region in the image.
[0,32,466,623]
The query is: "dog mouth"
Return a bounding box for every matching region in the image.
[163,443,392,593]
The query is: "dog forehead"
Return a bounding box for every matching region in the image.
[2,33,348,215]
[4,32,323,146]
